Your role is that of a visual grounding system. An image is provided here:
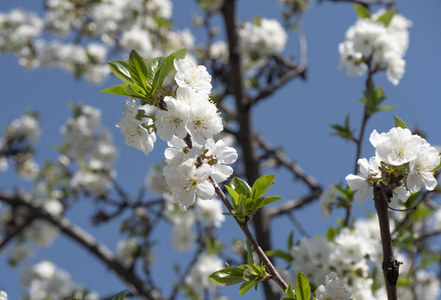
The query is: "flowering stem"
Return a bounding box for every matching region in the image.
[209,176,289,292]
[373,183,400,300]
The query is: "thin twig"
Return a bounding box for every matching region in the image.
[210,176,289,292]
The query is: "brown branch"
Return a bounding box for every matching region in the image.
[210,177,289,293]
[255,133,321,192]
[0,216,36,251]
[373,183,400,300]
[0,190,164,300]
[267,191,321,218]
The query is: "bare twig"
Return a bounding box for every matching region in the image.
[255,133,321,192]
[267,191,321,218]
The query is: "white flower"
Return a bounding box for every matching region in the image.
[187,101,223,145]
[174,59,212,95]
[165,159,215,211]
[345,157,380,204]
[315,272,352,300]
[346,18,387,57]
[197,198,225,228]
[0,290,7,300]
[185,253,223,294]
[407,143,440,193]
[370,127,423,166]
[390,185,410,207]
[116,238,138,267]
[385,51,406,85]
[338,41,366,77]
[116,99,156,155]
[155,96,189,142]
[204,138,238,183]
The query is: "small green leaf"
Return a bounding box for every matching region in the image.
[226,185,240,209]
[209,265,245,286]
[378,105,397,112]
[229,177,252,199]
[331,114,354,142]
[239,280,255,296]
[253,196,282,210]
[246,239,254,265]
[287,231,294,250]
[251,174,276,200]
[265,249,293,262]
[146,57,164,86]
[101,83,131,96]
[296,272,311,300]
[111,290,128,300]
[326,227,338,242]
[129,50,149,91]
[108,60,132,84]
[126,84,147,99]
[353,4,371,19]
[376,11,395,27]
[285,284,296,299]
[151,48,187,94]
[393,115,408,129]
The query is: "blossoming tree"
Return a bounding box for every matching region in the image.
[0,0,441,300]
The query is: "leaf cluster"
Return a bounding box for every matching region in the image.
[224,174,282,222]
[102,49,187,106]
[209,262,269,296]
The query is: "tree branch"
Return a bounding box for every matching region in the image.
[210,177,289,293]
[0,190,164,300]
[373,183,400,300]
[267,191,321,218]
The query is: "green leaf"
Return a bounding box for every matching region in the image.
[226,185,240,209]
[229,177,252,199]
[393,115,408,129]
[146,57,164,86]
[126,84,147,99]
[101,83,131,96]
[295,272,311,300]
[326,227,338,242]
[410,205,433,222]
[209,265,245,286]
[239,280,255,296]
[421,250,441,269]
[246,239,254,265]
[376,11,395,27]
[129,50,149,91]
[111,290,128,300]
[287,231,294,250]
[265,249,293,262]
[353,4,371,19]
[151,48,187,95]
[251,174,276,200]
[253,196,282,210]
[331,114,354,142]
[108,60,132,84]
[378,105,397,112]
[285,284,296,299]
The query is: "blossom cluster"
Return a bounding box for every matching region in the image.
[0,112,41,179]
[0,290,6,300]
[61,104,118,197]
[209,17,287,71]
[339,10,411,85]
[346,127,440,207]
[290,217,440,299]
[315,272,352,300]
[117,59,238,211]
[0,0,193,83]
[21,260,99,300]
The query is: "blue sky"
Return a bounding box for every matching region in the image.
[1,0,441,299]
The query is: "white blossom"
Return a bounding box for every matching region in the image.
[345,157,380,205]
[185,253,223,294]
[187,101,223,145]
[319,185,338,219]
[196,198,225,228]
[174,59,212,95]
[315,272,352,300]
[0,290,7,300]
[116,99,156,155]
[155,96,189,142]
[203,138,238,183]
